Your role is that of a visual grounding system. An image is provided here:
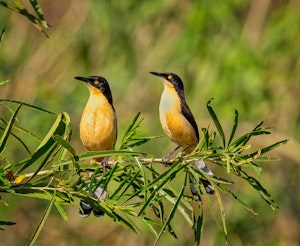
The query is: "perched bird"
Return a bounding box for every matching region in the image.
[75,75,117,217]
[149,72,214,195]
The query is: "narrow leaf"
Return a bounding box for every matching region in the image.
[29,0,48,28]
[13,187,70,204]
[26,144,57,182]
[227,109,238,147]
[115,170,141,200]
[240,171,279,210]
[202,188,223,231]
[207,99,226,147]
[194,202,203,246]
[214,187,228,242]
[0,124,31,154]
[142,218,159,237]
[53,135,78,159]
[0,99,55,115]
[218,184,257,215]
[54,203,68,221]
[0,103,22,156]
[244,139,288,159]
[229,130,270,149]
[155,171,188,243]
[27,192,56,246]
[138,162,187,216]
[17,112,68,173]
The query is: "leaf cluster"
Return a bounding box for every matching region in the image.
[0,0,48,37]
[0,97,287,245]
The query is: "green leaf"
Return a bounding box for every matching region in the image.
[7,0,49,37]
[189,164,233,185]
[96,203,137,233]
[132,152,149,200]
[27,192,56,246]
[155,170,188,243]
[244,139,288,159]
[118,112,141,149]
[146,166,194,227]
[194,127,209,152]
[229,129,270,149]
[159,189,194,228]
[17,112,69,173]
[0,99,55,115]
[143,161,185,192]
[227,109,239,147]
[207,99,226,147]
[122,112,141,139]
[26,144,57,182]
[240,171,279,210]
[13,187,70,204]
[54,203,68,222]
[53,134,78,160]
[29,0,48,28]
[0,121,32,154]
[194,202,203,246]
[138,162,187,216]
[113,170,141,200]
[214,187,228,242]
[78,150,143,162]
[0,103,22,156]
[202,189,223,231]
[35,113,64,150]
[218,184,257,215]
[142,218,159,237]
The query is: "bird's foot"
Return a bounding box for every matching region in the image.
[162,156,171,166]
[181,144,191,153]
[99,157,110,172]
[163,146,181,166]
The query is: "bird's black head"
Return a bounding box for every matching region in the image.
[149,72,184,93]
[74,75,113,105]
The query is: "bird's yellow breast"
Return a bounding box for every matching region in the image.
[80,90,117,152]
[159,83,198,152]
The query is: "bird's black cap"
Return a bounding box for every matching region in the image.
[75,75,113,105]
[149,71,184,94]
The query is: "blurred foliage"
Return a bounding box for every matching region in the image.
[0,0,300,245]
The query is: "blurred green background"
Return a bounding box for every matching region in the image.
[1,0,299,245]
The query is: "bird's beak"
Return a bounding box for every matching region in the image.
[149,71,164,78]
[74,76,89,83]
[150,72,171,85]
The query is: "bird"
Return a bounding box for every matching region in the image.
[75,75,117,217]
[149,72,214,195]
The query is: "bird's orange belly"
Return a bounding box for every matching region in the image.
[80,98,117,152]
[160,111,198,149]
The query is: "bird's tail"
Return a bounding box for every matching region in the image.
[190,159,215,199]
[79,171,107,218]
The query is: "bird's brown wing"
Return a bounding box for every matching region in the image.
[180,99,199,141]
